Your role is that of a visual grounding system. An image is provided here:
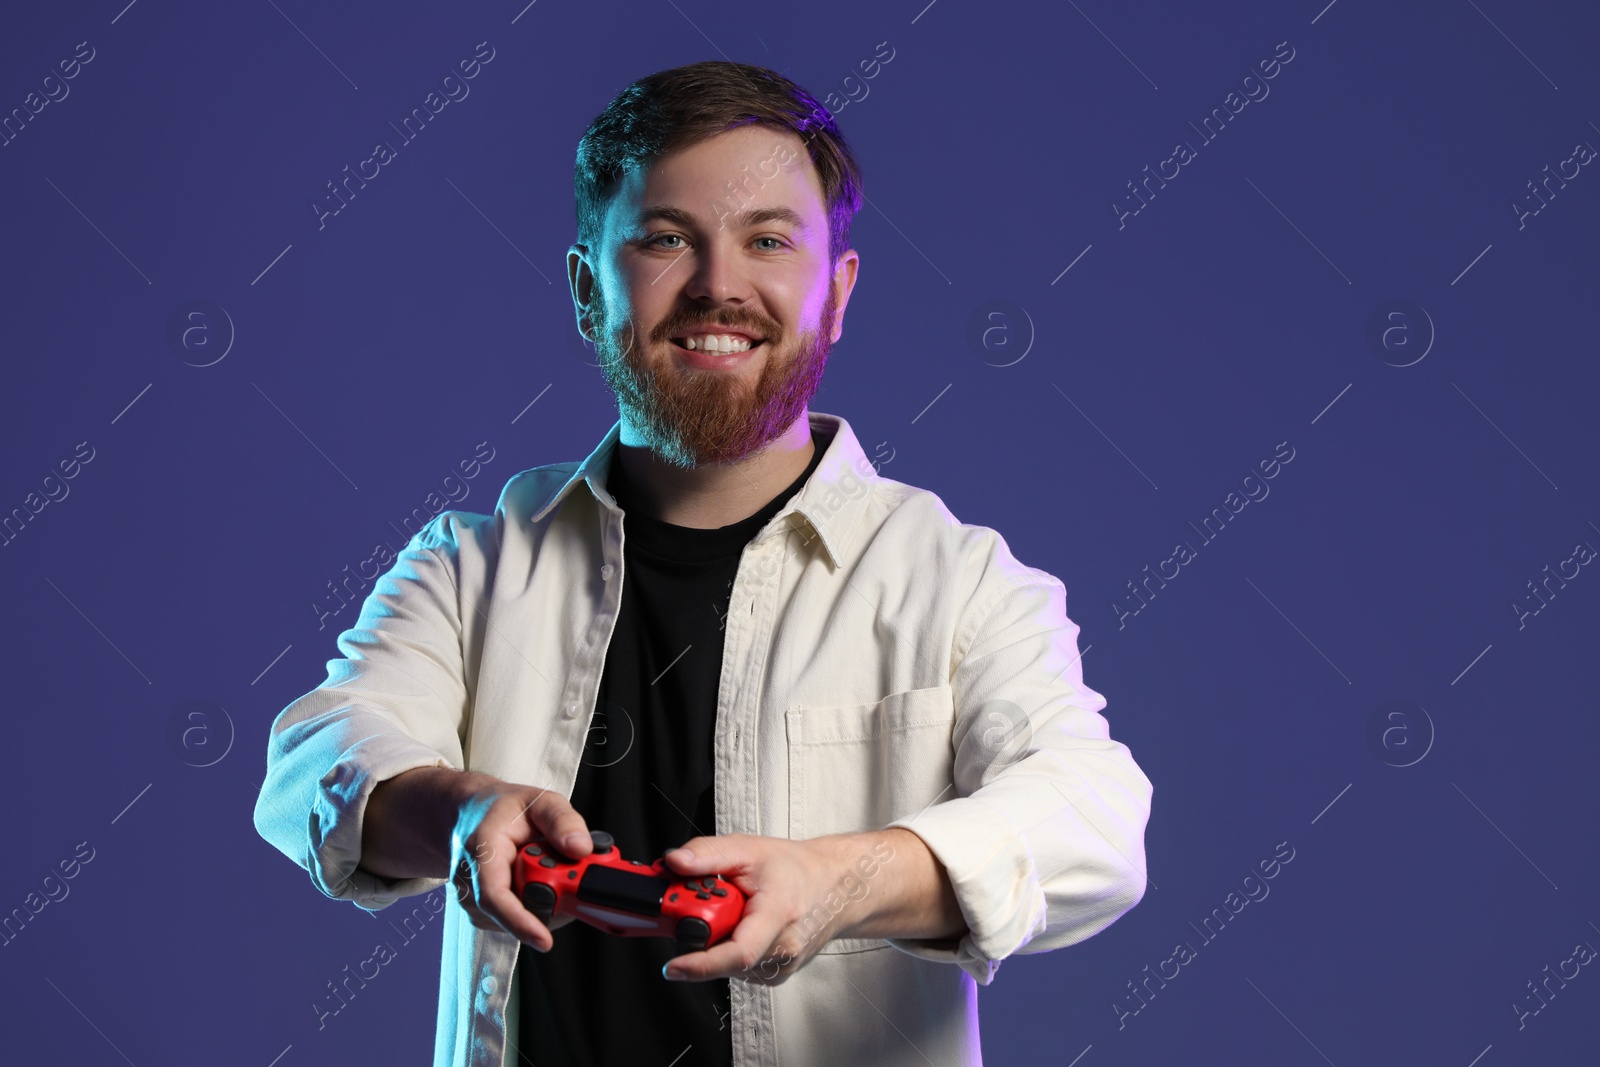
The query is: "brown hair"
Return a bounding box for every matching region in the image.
[574,61,864,266]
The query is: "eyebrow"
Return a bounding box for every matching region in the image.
[635,204,812,235]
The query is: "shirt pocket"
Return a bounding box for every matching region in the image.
[785,684,956,953]
[784,683,957,841]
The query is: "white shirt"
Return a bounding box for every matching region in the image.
[252,410,1152,1067]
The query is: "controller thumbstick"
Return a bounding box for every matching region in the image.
[590,831,614,854]
[522,883,557,927]
[674,916,712,955]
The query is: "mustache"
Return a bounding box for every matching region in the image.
[654,313,780,342]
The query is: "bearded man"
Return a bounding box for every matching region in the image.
[255,60,1152,1067]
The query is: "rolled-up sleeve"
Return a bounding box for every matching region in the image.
[252,513,476,912]
[885,539,1153,985]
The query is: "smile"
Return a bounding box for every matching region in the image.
[670,333,765,353]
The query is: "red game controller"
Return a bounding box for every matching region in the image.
[512,830,746,954]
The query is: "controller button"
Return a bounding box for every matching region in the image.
[696,891,711,900]
[526,845,543,856]
[711,888,727,897]
[590,831,615,854]
[539,857,557,868]
[568,870,577,879]
[670,892,679,902]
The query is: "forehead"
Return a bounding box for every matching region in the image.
[604,125,828,234]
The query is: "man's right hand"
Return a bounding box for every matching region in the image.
[361,767,594,952]
[449,775,595,951]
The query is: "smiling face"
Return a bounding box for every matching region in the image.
[571,124,858,468]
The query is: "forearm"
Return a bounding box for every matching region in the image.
[359,765,488,880]
[832,827,966,942]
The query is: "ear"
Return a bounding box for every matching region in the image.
[569,244,596,339]
[828,249,860,344]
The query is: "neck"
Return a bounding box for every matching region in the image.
[614,412,816,529]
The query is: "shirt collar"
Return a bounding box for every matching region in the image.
[525,410,877,567]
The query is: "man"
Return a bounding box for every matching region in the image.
[254,61,1152,1067]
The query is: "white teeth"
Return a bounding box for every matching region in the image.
[682,334,754,353]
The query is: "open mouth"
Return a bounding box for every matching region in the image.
[669,335,766,355]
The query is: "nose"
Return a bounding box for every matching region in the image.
[679,236,750,307]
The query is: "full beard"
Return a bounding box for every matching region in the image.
[592,280,839,469]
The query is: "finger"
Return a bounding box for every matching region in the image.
[665,899,784,982]
[663,835,747,881]
[470,838,557,950]
[523,790,591,858]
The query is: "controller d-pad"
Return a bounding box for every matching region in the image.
[526,844,543,857]
[696,891,711,900]
[539,857,557,868]
[711,887,727,897]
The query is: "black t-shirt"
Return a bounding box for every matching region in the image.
[515,428,827,1067]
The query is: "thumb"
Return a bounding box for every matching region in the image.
[663,836,739,877]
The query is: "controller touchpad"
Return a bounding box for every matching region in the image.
[577,865,672,916]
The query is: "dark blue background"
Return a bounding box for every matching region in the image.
[2,1,1596,1064]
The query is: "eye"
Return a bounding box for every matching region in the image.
[753,236,787,251]
[646,233,686,250]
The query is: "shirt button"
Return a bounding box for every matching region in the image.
[563,702,581,719]
[600,564,615,580]
[480,973,498,996]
